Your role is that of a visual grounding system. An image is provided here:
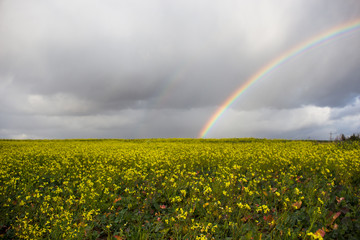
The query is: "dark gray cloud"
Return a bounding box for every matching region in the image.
[1,0,360,139]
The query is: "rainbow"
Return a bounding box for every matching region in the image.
[199,19,360,138]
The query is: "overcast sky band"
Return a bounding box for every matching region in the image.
[199,18,360,138]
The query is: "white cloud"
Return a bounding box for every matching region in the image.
[0,1,359,139]
[22,93,96,115]
[0,74,13,89]
[205,101,360,140]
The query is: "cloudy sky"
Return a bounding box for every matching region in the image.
[1,0,360,140]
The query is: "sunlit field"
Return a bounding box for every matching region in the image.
[1,139,359,239]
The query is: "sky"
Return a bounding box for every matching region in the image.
[1,0,360,140]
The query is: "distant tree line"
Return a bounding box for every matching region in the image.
[335,133,360,141]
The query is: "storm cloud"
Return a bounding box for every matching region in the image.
[1,0,360,139]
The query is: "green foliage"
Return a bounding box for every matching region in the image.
[335,133,360,142]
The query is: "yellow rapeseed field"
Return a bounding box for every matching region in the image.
[0,139,359,239]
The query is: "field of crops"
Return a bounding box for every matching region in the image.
[1,139,359,239]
